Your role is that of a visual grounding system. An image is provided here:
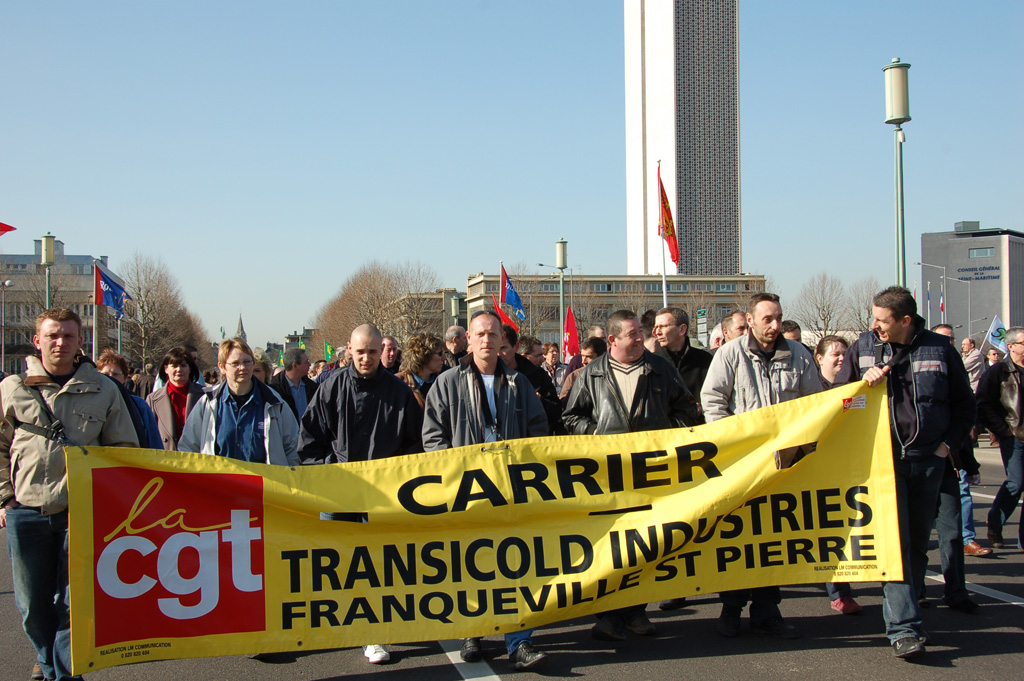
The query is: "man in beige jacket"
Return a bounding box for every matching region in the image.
[0,308,138,681]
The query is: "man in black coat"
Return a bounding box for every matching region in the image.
[652,306,713,422]
[270,347,318,421]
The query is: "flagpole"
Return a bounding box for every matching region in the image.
[926,281,932,327]
[657,161,668,307]
[92,261,99,361]
[117,318,122,354]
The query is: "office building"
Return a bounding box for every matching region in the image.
[920,221,1023,341]
[625,0,741,277]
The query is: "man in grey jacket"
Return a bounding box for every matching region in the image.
[422,310,549,671]
[700,292,821,640]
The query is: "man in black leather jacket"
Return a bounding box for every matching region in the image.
[563,309,698,643]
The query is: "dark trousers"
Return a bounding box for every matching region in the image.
[927,461,969,605]
[719,587,781,623]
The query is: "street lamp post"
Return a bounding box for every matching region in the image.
[538,238,569,355]
[915,261,945,325]
[41,233,56,308]
[943,275,971,338]
[884,58,911,287]
[1,280,12,374]
[555,240,568,353]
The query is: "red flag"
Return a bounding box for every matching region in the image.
[491,293,519,333]
[0,221,16,236]
[657,166,679,267]
[563,306,580,362]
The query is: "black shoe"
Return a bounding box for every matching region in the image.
[460,637,482,663]
[658,597,688,611]
[591,616,627,641]
[716,607,741,637]
[893,636,925,659]
[508,643,549,671]
[947,598,979,613]
[624,611,657,636]
[30,662,44,681]
[988,527,1005,549]
[750,616,800,639]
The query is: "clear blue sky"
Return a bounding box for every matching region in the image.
[1,1,1021,348]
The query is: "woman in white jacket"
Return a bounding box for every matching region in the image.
[179,338,300,466]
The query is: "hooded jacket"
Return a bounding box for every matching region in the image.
[178,379,300,466]
[0,356,139,513]
[701,334,821,422]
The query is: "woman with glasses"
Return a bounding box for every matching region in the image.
[146,346,205,450]
[179,338,300,465]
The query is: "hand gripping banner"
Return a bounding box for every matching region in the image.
[67,382,900,673]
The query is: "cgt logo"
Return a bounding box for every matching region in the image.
[92,468,265,646]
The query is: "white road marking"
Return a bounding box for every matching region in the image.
[926,571,1024,608]
[438,639,502,681]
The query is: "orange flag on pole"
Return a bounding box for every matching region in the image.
[658,166,679,267]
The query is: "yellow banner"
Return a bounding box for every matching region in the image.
[67,382,900,673]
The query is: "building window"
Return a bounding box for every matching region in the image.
[668,283,687,292]
[485,283,498,293]
[539,283,559,292]
[591,283,612,293]
[644,283,663,292]
[716,283,736,292]
[968,247,994,258]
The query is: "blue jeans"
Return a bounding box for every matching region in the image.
[959,470,976,543]
[505,629,534,655]
[6,507,81,681]
[883,455,945,643]
[988,436,1024,546]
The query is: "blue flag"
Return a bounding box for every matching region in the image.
[94,264,132,320]
[500,265,526,321]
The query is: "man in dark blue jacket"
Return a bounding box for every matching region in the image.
[297,324,422,665]
[835,286,975,660]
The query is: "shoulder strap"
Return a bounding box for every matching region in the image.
[12,382,87,453]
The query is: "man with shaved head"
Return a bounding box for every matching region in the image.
[297,323,423,664]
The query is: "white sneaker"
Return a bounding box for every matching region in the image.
[363,644,390,664]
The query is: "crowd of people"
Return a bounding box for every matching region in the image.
[1,285,1022,678]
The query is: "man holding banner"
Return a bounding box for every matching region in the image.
[836,286,975,659]
[422,310,550,670]
[0,308,139,681]
[563,309,698,643]
[701,292,821,640]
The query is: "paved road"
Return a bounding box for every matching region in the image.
[1,443,1021,681]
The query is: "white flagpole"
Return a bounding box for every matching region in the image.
[926,281,932,327]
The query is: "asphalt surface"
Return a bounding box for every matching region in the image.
[1,442,1021,681]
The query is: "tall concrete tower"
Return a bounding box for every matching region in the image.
[625,0,741,276]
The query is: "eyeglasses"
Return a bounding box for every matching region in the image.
[226,360,254,369]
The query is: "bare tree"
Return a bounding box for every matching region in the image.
[845,276,881,333]
[119,253,210,367]
[312,261,443,351]
[615,281,659,317]
[21,262,82,311]
[790,272,848,337]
